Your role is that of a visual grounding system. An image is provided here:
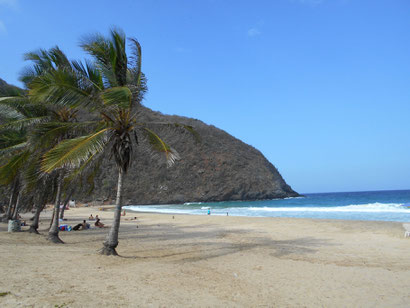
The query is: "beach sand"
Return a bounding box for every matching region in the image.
[0,205,409,307]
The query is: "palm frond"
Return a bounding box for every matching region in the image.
[128,38,142,87]
[0,141,27,157]
[41,128,109,173]
[138,121,201,143]
[80,33,118,88]
[0,150,30,185]
[30,121,99,148]
[110,28,127,86]
[28,70,93,108]
[141,127,180,167]
[0,116,50,130]
[22,153,43,191]
[100,86,131,108]
[71,59,104,91]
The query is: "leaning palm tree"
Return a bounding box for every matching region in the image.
[20,47,94,242]
[39,29,197,255]
[0,94,48,222]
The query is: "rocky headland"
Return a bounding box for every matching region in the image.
[0,78,299,205]
[85,107,299,204]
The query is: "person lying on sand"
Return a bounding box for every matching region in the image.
[72,220,90,231]
[72,223,82,231]
[95,218,105,228]
[81,220,90,230]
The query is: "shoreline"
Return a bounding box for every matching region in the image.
[124,207,410,224]
[1,205,409,307]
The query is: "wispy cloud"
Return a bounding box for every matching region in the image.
[247,27,261,37]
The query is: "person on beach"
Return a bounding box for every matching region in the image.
[81,220,89,230]
[95,218,105,228]
[89,214,94,220]
[72,222,82,231]
[121,210,126,216]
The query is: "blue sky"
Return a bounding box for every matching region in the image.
[1,0,409,193]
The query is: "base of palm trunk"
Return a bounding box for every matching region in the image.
[100,243,118,256]
[29,226,39,234]
[47,232,64,244]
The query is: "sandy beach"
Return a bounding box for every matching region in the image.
[0,205,409,307]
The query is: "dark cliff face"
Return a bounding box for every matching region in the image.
[85,107,299,205]
[0,78,298,205]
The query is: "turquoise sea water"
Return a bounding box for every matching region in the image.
[124,190,410,222]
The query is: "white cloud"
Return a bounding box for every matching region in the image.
[247,27,261,37]
[0,20,6,34]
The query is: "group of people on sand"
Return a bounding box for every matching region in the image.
[88,214,105,227]
[72,215,106,231]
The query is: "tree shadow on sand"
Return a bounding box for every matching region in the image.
[114,223,335,262]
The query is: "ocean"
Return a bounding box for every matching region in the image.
[124,190,410,222]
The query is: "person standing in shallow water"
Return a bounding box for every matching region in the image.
[207,209,211,215]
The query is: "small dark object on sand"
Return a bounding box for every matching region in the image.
[0,292,11,297]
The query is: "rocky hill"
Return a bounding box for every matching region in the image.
[0,78,299,204]
[85,107,299,205]
[0,78,25,96]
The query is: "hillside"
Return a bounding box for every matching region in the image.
[0,78,298,204]
[85,107,299,204]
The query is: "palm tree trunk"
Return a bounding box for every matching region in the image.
[5,178,19,220]
[5,193,13,221]
[29,203,45,234]
[60,188,75,220]
[47,171,64,244]
[101,168,124,256]
[11,192,21,220]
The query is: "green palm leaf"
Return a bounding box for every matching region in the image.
[0,150,30,185]
[100,87,131,107]
[41,128,109,173]
[141,127,180,167]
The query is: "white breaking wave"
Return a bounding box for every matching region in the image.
[123,202,410,223]
[248,202,409,213]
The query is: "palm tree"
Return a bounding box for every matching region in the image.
[19,47,97,242]
[0,95,47,222]
[38,29,197,255]
[0,47,88,240]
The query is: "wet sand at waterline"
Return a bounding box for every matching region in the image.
[0,205,409,307]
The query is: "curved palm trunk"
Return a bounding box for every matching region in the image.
[48,171,64,243]
[101,168,124,256]
[29,203,45,234]
[5,178,19,220]
[60,188,75,220]
[11,192,21,220]
[5,195,13,221]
